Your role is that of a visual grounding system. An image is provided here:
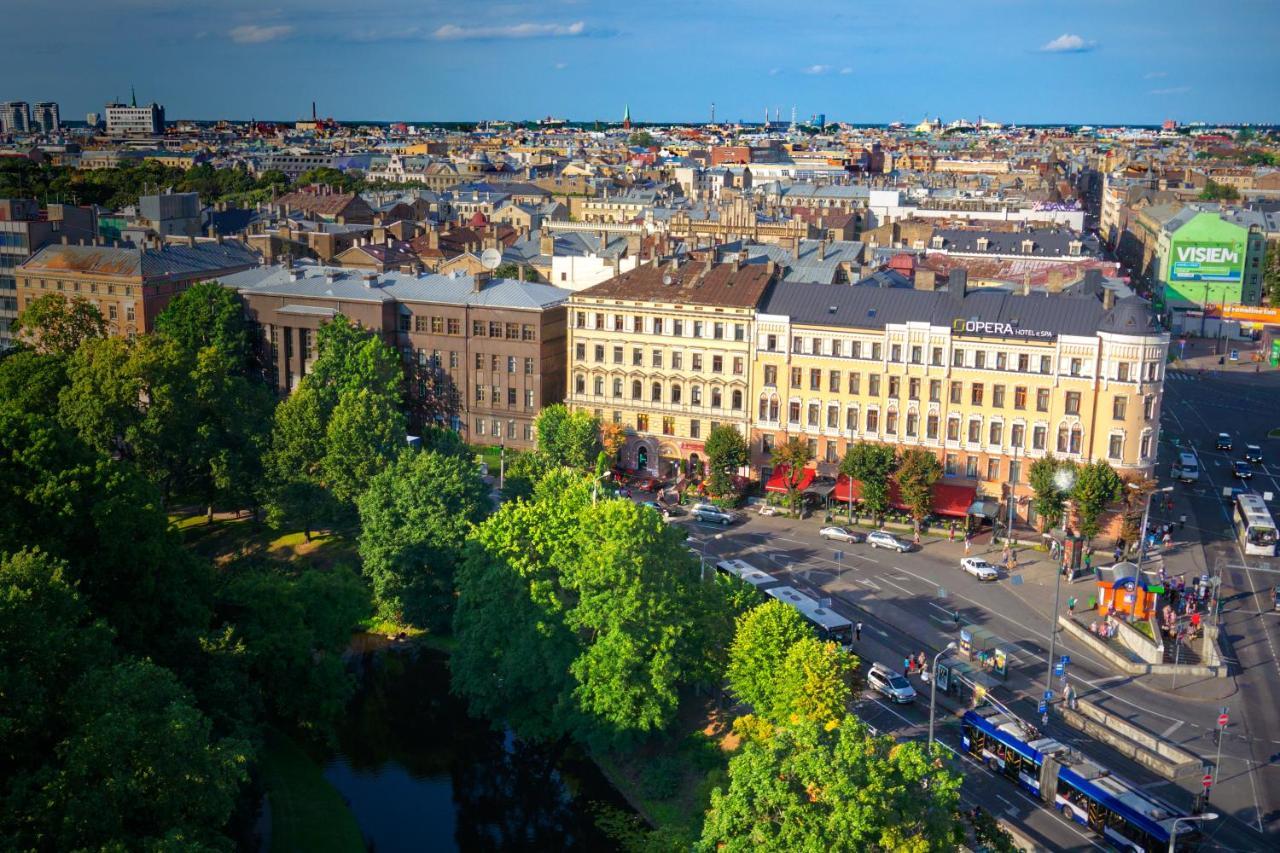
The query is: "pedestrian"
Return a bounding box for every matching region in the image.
[918,651,927,671]
[1179,514,1186,530]
[920,663,930,684]
[1084,551,1093,571]
[1002,544,1011,562]
[1068,596,1077,616]
[949,522,956,542]
[855,621,863,642]
[1113,545,1123,563]
[913,529,921,546]
[964,537,972,556]
[905,656,914,674]
[1162,531,1172,549]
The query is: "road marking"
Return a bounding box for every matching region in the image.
[881,577,913,595]
[1161,720,1184,738]
[857,578,881,590]
[854,553,880,563]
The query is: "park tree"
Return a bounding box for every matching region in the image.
[12,292,107,354]
[841,441,898,523]
[599,421,627,461]
[323,387,407,505]
[307,313,403,413]
[726,600,812,719]
[264,384,338,540]
[1071,459,1125,541]
[773,638,857,725]
[535,403,602,471]
[700,716,964,852]
[1028,455,1072,532]
[771,436,814,516]
[499,448,553,502]
[155,281,253,371]
[895,448,942,533]
[0,349,68,418]
[357,448,489,629]
[705,424,749,497]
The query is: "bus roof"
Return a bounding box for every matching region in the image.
[1237,492,1275,526]
[766,585,852,630]
[715,559,780,589]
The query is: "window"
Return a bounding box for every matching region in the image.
[1116,361,1130,381]
[791,367,803,388]
[613,314,624,331]
[632,348,643,366]
[576,375,586,394]
[945,454,958,475]
[1069,358,1082,377]
[807,403,820,426]
[827,405,839,429]
[709,355,722,373]
[810,369,821,391]
[430,316,444,334]
[595,345,605,363]
[890,343,902,362]
[971,383,984,406]
[1112,396,1126,420]
[672,352,683,370]
[906,377,919,400]
[475,385,485,403]
[1070,426,1082,454]
[489,321,502,337]
[1036,388,1050,412]
[733,357,744,375]
[764,365,778,386]
[415,315,429,333]
[767,334,777,351]
[693,321,703,338]
[653,318,663,334]
[927,413,939,439]
[851,341,862,358]
[711,388,723,408]
[652,350,663,368]
[759,396,771,420]
[871,342,882,360]
[1017,353,1028,372]
[663,417,675,435]
[575,342,586,360]
[906,412,918,437]
[950,382,962,404]
[592,376,603,395]
[672,383,682,404]
[476,418,486,435]
[1109,434,1123,459]
[1140,432,1152,459]
[692,354,703,371]
[1143,394,1155,420]
[525,423,534,441]
[1010,423,1024,448]
[1032,424,1047,450]
[987,459,1001,481]
[947,417,960,442]
[613,378,622,398]
[1065,392,1081,415]
[965,456,978,478]
[911,345,922,364]
[792,336,803,353]
[507,356,516,373]
[689,420,700,439]
[450,351,458,368]
[491,354,500,371]
[713,322,724,340]
[1057,424,1069,453]
[632,380,642,400]
[832,340,842,357]
[996,352,1007,371]
[869,375,881,396]
[475,353,484,370]
[846,406,859,431]
[692,386,702,406]
[888,376,900,398]
[826,442,840,463]
[968,419,981,443]
[734,324,745,341]
[652,382,662,402]
[673,319,683,336]
[637,413,649,432]
[473,320,485,336]
[575,311,586,328]
[732,389,743,410]
[953,348,964,367]
[613,346,623,364]
[929,379,941,402]
[829,370,841,392]
[1009,459,1021,483]
[931,346,943,366]
[989,422,1003,445]
[848,372,861,394]
[866,409,879,432]
[789,401,801,423]
[1013,386,1026,410]
[812,337,822,355]
[1040,355,1051,374]
[525,358,534,375]
[975,351,986,369]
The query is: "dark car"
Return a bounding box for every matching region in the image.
[1216,433,1233,451]
[1233,461,1254,480]
[1244,444,1264,463]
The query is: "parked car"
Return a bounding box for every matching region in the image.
[820,525,865,543]
[866,531,912,552]
[1244,444,1264,463]
[1233,460,1254,480]
[960,557,1000,581]
[690,503,736,525]
[1216,433,1233,451]
[757,503,781,517]
[641,500,671,518]
[867,663,917,704]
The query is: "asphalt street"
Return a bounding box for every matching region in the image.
[662,368,1280,851]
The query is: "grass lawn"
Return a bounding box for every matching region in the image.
[259,731,365,853]
[469,443,504,475]
[169,512,358,570]
[1269,427,1280,439]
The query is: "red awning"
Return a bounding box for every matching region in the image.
[831,477,975,519]
[765,464,815,494]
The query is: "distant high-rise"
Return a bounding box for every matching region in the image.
[32,102,60,134]
[0,101,31,134]
[105,98,165,136]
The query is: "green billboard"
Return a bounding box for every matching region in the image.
[1169,241,1244,283]
[1163,212,1248,305]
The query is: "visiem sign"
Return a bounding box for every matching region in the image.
[951,318,1056,341]
[1170,241,1245,283]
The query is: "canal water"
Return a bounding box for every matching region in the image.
[321,646,632,852]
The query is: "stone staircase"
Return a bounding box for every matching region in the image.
[1163,635,1201,666]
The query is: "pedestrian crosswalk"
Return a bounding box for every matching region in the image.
[1166,370,1200,382]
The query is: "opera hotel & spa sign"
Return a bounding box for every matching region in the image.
[951,318,1057,342]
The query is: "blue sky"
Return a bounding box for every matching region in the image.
[7,0,1279,124]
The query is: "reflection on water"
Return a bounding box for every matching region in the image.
[322,648,627,852]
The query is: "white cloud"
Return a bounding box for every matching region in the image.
[553,61,568,70]
[802,64,831,75]
[1149,86,1191,96]
[1039,33,1094,53]
[228,24,293,44]
[1143,71,1167,80]
[768,67,781,76]
[432,20,586,41]
[839,66,853,75]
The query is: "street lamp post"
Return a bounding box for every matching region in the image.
[1043,466,1076,705]
[1168,813,1217,853]
[928,641,957,749]
[698,532,724,582]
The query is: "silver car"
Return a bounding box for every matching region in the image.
[820,525,865,543]
[867,663,917,704]
[866,531,912,552]
[691,503,736,525]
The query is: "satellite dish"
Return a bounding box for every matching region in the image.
[662,274,673,286]
[480,247,503,270]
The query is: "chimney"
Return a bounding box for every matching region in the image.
[427,229,440,250]
[61,235,69,245]
[516,262,527,281]
[539,229,555,255]
[1103,288,1116,310]
[361,272,379,288]
[818,239,826,260]
[947,268,968,298]
[1046,269,1065,293]
[1022,273,1031,296]
[914,269,937,292]
[472,270,491,292]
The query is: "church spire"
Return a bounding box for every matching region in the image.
[622,103,631,130]
[131,85,137,108]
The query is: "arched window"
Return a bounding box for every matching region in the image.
[632,379,642,400]
[759,396,770,420]
[1069,425,1083,454]
[692,385,702,406]
[652,381,662,402]
[671,383,682,404]
[1057,424,1069,453]
[731,389,743,410]
[770,398,779,421]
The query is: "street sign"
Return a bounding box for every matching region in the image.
[937,586,947,598]
[1054,661,1065,677]
[1010,574,1024,586]
[1061,655,1070,666]
[1038,700,1047,714]
[1219,709,1229,727]
[1043,690,1053,700]
[1202,773,1213,789]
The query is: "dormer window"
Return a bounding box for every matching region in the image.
[976,236,989,252]
[1021,239,1034,253]
[931,235,944,249]
[1069,240,1082,256]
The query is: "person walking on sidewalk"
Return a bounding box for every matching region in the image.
[1179,513,1186,531]
[964,537,972,556]
[855,621,862,642]
[949,522,956,542]
[1068,596,1077,616]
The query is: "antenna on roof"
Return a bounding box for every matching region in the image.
[479,247,502,271]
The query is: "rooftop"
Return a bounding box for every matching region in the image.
[574,259,775,308]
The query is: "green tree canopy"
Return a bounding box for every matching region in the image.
[700,717,963,852]
[895,448,942,531]
[155,281,253,371]
[1199,179,1241,201]
[726,600,813,719]
[357,448,489,629]
[1071,459,1124,541]
[12,292,107,355]
[535,404,602,471]
[493,262,539,281]
[774,638,856,726]
[771,437,814,514]
[0,349,68,418]
[841,442,898,522]
[264,383,338,539]
[307,313,403,414]
[1027,455,1071,532]
[323,387,407,505]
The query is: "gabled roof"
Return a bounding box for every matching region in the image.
[576,260,775,308]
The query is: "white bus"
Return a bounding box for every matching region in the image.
[1234,492,1277,557]
[714,559,781,593]
[765,585,854,648]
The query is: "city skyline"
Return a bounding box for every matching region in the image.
[8,0,1280,125]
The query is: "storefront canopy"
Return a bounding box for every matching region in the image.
[832,476,975,519]
[765,464,815,494]
[967,499,1001,520]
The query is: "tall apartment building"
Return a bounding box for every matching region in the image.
[105,101,165,136]
[15,238,258,339]
[0,102,31,134]
[565,259,778,478]
[32,102,60,134]
[216,265,570,449]
[751,277,1168,527]
[0,199,98,347]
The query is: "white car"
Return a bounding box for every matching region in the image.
[866,531,912,552]
[960,557,1000,582]
[820,525,865,543]
[867,663,917,704]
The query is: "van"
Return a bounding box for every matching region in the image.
[1172,452,1199,483]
